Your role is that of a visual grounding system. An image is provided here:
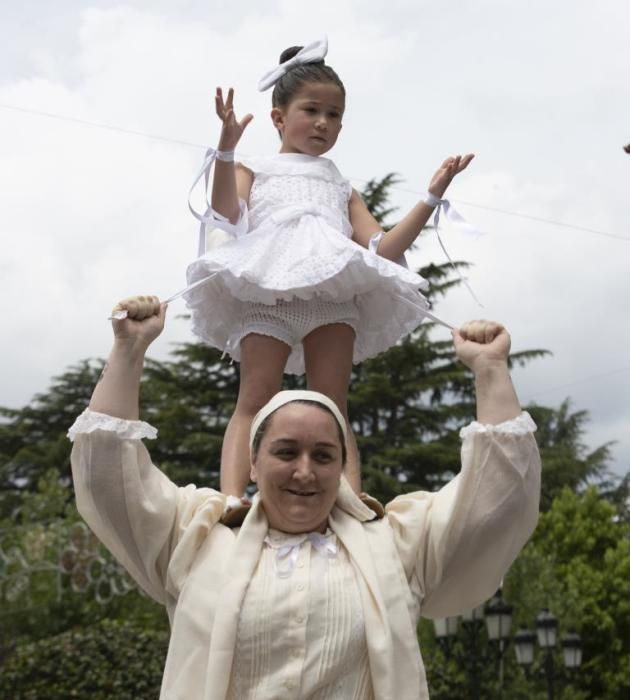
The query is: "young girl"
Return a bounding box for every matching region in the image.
[185,37,473,507]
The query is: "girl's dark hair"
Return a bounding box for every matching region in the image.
[251,399,348,465]
[271,46,346,109]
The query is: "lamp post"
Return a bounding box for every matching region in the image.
[432,591,513,699]
[484,592,513,688]
[513,608,583,700]
[432,595,582,699]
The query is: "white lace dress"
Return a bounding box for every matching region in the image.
[185,152,430,374]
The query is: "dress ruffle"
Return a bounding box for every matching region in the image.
[184,153,432,375]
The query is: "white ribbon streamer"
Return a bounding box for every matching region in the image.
[265,531,337,579]
[258,36,328,92]
[188,146,221,257]
[431,197,484,307]
[109,272,220,320]
[393,294,455,332]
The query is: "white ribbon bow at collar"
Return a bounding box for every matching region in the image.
[264,531,337,579]
[258,36,328,92]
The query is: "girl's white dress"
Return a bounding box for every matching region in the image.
[185,152,430,374]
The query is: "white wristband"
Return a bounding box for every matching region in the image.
[423,192,441,208]
[216,149,235,162]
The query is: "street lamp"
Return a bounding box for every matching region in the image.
[513,628,536,666]
[484,592,513,688]
[432,592,514,699]
[433,615,459,642]
[485,592,513,642]
[513,609,583,700]
[536,608,558,648]
[561,631,583,670]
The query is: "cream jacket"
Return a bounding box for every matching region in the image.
[69,410,541,700]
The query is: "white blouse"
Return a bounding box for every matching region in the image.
[68,409,541,700]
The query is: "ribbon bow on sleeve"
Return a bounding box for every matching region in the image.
[432,198,485,307]
[258,36,329,92]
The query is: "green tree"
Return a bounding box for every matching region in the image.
[504,487,630,699]
[527,400,613,510]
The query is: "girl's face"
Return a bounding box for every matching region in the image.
[250,402,344,534]
[271,82,345,156]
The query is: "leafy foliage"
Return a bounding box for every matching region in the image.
[0,619,168,700]
[504,487,630,699]
[526,401,613,509]
[359,172,403,228]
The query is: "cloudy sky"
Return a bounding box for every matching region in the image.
[1,1,628,477]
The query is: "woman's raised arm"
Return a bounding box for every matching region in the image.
[89,295,166,419]
[387,320,541,617]
[70,295,225,604]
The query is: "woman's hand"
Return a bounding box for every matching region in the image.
[452,320,510,373]
[428,154,474,199]
[89,296,165,418]
[215,87,253,151]
[111,295,166,350]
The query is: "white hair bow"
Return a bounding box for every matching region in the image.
[258,36,328,92]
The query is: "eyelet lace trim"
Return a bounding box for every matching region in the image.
[67,408,158,442]
[459,411,536,439]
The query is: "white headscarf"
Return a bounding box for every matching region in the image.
[249,389,347,453]
[249,389,376,521]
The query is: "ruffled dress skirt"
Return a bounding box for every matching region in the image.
[185,153,431,375]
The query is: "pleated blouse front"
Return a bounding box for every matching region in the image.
[227,529,373,700]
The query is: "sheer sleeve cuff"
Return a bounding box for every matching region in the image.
[67,408,158,442]
[459,411,537,439]
[208,198,249,238]
[368,231,409,268]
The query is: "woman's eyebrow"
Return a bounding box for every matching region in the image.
[270,439,298,447]
[315,442,339,450]
[269,438,338,450]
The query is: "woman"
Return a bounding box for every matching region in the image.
[69,296,540,700]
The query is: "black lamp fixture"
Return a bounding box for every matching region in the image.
[514,608,583,700]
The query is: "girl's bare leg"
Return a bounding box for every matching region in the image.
[220,333,291,496]
[302,323,361,494]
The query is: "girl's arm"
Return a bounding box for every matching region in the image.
[350,154,473,262]
[210,87,254,223]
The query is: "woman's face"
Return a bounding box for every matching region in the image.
[250,403,344,534]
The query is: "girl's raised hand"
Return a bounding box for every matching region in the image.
[215,87,253,151]
[428,153,474,199]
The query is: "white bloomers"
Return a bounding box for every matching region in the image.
[228,296,359,356]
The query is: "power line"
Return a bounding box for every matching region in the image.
[411,191,630,243]
[349,181,630,243]
[522,365,630,401]
[0,102,203,149]
[2,102,629,243]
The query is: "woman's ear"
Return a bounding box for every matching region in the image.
[270,107,285,132]
[250,462,258,483]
